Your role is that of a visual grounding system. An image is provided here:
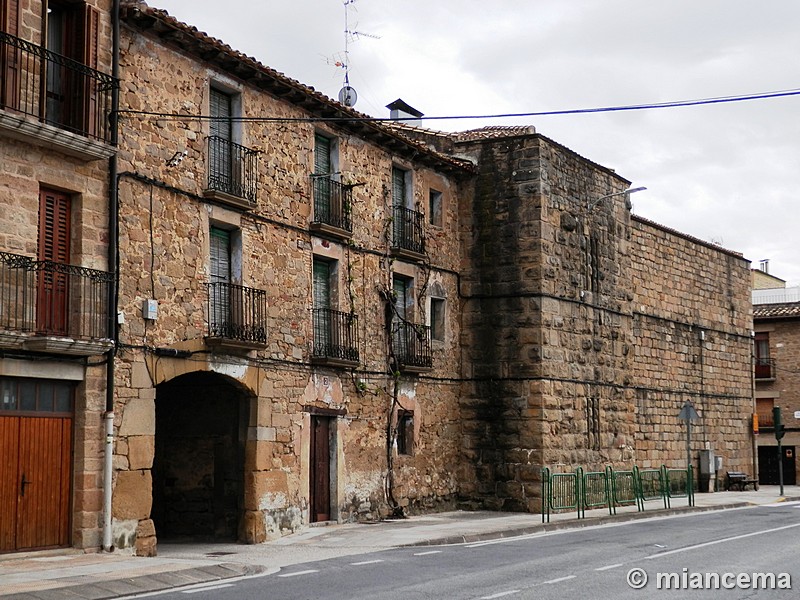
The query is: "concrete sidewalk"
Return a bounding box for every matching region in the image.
[2,486,798,599]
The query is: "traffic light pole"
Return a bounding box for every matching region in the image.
[773,406,785,496]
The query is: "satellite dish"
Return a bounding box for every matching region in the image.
[339,86,358,107]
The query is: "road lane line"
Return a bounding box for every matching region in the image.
[413,550,443,556]
[351,559,384,566]
[595,563,623,571]
[278,569,319,577]
[480,590,520,599]
[645,522,800,559]
[182,584,234,594]
[543,575,576,584]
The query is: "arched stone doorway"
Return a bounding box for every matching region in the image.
[152,371,250,541]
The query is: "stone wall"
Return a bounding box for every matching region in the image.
[113,21,468,553]
[455,131,754,511]
[629,218,753,472]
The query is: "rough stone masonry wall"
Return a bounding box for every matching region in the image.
[456,130,754,513]
[628,218,753,472]
[113,23,467,551]
[456,135,548,512]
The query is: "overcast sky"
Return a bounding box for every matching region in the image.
[153,0,800,286]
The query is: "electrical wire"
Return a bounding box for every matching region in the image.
[115,87,800,124]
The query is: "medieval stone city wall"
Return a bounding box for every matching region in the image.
[628,217,753,472]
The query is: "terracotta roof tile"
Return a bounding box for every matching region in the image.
[753,302,800,319]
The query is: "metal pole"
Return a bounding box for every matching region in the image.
[686,421,692,473]
[778,440,784,496]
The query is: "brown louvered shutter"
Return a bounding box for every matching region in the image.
[81,4,100,137]
[37,189,71,334]
[1,0,21,110]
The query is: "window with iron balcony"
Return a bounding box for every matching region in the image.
[203,88,259,210]
[311,257,359,367]
[0,1,117,159]
[390,167,426,262]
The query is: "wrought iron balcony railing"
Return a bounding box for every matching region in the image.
[311,176,353,235]
[312,308,359,364]
[206,281,267,345]
[391,205,426,257]
[206,136,259,206]
[392,321,432,372]
[0,251,113,340]
[754,357,776,380]
[0,31,117,143]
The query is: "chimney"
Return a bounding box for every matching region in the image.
[386,98,424,128]
[760,259,769,273]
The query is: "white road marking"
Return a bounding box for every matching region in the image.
[543,575,576,584]
[182,584,234,594]
[413,550,443,556]
[278,569,319,577]
[595,563,623,571]
[480,590,520,599]
[645,522,800,559]
[351,559,384,566]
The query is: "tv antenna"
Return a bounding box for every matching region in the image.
[334,0,379,108]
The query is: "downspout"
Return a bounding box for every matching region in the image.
[103,0,121,552]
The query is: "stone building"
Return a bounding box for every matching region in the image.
[1,0,756,557]
[752,271,800,486]
[0,0,116,552]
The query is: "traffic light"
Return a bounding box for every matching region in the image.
[773,406,786,441]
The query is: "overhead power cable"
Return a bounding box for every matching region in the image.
[116,87,800,123]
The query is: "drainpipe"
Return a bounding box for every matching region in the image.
[103,0,121,553]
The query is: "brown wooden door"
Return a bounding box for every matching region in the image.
[37,188,71,335]
[309,416,330,523]
[0,379,73,553]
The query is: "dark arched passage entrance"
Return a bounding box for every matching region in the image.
[152,371,250,541]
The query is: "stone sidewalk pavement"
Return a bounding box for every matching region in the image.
[1,486,797,599]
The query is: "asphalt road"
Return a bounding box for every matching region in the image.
[145,502,800,600]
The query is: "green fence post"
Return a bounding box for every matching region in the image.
[541,467,550,523]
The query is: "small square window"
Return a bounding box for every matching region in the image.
[430,298,445,342]
[397,410,414,456]
[429,189,442,227]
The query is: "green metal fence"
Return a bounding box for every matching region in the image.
[541,464,694,522]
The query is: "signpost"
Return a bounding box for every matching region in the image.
[679,401,700,474]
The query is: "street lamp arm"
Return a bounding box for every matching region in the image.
[587,186,646,211]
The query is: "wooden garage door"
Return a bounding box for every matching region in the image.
[0,378,73,553]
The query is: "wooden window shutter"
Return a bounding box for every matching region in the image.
[314,135,331,176]
[392,167,406,208]
[38,189,71,264]
[209,88,233,141]
[81,4,100,137]
[312,259,331,310]
[37,189,71,335]
[1,0,21,110]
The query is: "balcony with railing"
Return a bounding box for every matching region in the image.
[0,251,114,355]
[205,281,267,351]
[310,176,353,240]
[755,357,776,380]
[311,308,359,367]
[204,136,259,209]
[392,321,432,373]
[0,31,117,159]
[391,205,426,261]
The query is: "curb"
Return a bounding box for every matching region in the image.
[1,563,265,600]
[403,502,758,547]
